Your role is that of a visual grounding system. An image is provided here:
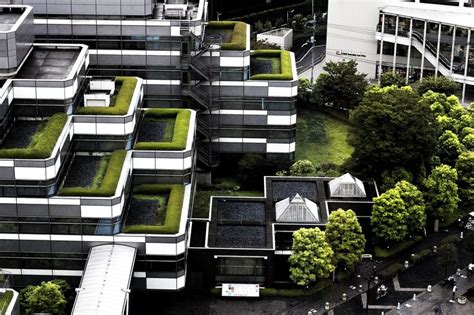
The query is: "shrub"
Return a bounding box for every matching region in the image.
[58,150,126,197]
[122,184,185,234]
[134,109,191,151]
[0,113,68,159]
[21,281,66,315]
[207,21,247,51]
[250,50,293,80]
[76,77,138,115]
[410,248,433,264]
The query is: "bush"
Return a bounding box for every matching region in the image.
[21,281,66,315]
[207,21,247,51]
[410,248,433,265]
[76,77,138,115]
[0,113,68,159]
[374,236,423,259]
[122,184,185,234]
[250,50,293,80]
[58,150,126,197]
[415,76,460,96]
[134,109,191,151]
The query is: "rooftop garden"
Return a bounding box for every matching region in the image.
[206,21,247,51]
[58,150,126,197]
[122,184,185,234]
[0,113,67,159]
[250,50,293,80]
[134,109,191,151]
[76,77,137,116]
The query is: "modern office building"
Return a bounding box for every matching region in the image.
[326,0,474,103]
[0,0,298,305]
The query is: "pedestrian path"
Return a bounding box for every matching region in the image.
[392,276,425,292]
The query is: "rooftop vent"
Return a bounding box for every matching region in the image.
[275,193,319,223]
[329,173,366,198]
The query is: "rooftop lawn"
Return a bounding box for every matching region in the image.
[58,150,126,197]
[296,109,354,166]
[134,109,191,151]
[250,50,293,80]
[122,184,185,234]
[0,113,67,159]
[0,290,13,315]
[206,21,247,51]
[76,77,137,116]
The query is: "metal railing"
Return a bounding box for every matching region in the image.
[296,45,326,74]
[412,31,451,71]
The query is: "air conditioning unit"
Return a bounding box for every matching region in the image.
[84,79,115,107]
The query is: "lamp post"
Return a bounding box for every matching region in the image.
[287,10,295,25]
[361,265,378,314]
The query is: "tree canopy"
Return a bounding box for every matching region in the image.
[325,209,366,269]
[314,60,368,110]
[289,228,334,287]
[380,71,405,88]
[21,281,66,315]
[289,159,316,176]
[456,151,474,205]
[394,180,426,234]
[350,85,437,177]
[416,76,460,96]
[424,164,459,221]
[437,130,465,166]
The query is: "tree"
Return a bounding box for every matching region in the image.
[416,76,460,96]
[254,20,264,33]
[424,164,459,224]
[289,160,315,176]
[437,130,465,166]
[290,14,307,32]
[437,243,458,278]
[288,228,334,287]
[371,188,409,243]
[325,209,366,270]
[21,281,66,315]
[456,151,474,205]
[263,20,272,32]
[394,180,426,235]
[380,167,413,193]
[314,60,368,110]
[297,78,314,107]
[380,71,405,88]
[350,86,438,177]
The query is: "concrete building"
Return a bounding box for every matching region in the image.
[326,0,474,103]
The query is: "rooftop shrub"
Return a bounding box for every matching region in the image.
[122,184,185,234]
[0,113,68,159]
[134,109,191,151]
[76,77,138,116]
[250,50,293,80]
[207,21,247,51]
[58,149,126,197]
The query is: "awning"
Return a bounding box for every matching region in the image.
[72,244,137,315]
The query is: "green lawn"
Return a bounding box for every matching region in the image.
[296,109,354,166]
[192,189,263,218]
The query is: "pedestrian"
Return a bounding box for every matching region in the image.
[451,285,457,302]
[468,263,474,278]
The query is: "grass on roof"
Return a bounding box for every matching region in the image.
[206,21,247,51]
[0,290,13,315]
[58,150,126,197]
[76,77,138,116]
[295,109,354,166]
[122,184,185,234]
[134,109,191,151]
[0,113,68,159]
[250,50,293,80]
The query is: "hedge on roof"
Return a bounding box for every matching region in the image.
[0,113,67,159]
[122,184,185,234]
[134,109,191,151]
[76,77,138,116]
[250,50,294,80]
[207,21,247,51]
[58,149,126,197]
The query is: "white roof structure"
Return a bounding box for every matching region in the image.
[72,244,137,315]
[329,173,366,198]
[275,193,319,222]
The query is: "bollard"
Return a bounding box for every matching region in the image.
[427,285,432,292]
[456,268,461,276]
[397,302,401,310]
[358,284,363,292]
[413,293,417,301]
[342,293,347,301]
[324,302,330,310]
[460,231,464,239]
[404,260,409,268]
[433,245,437,253]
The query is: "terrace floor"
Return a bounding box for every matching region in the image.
[0,120,42,149]
[16,47,80,80]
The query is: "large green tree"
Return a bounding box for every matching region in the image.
[380,71,405,88]
[350,85,437,177]
[288,228,334,287]
[289,159,315,176]
[437,130,465,166]
[21,281,66,315]
[325,209,366,269]
[416,76,460,96]
[394,180,426,235]
[456,151,474,205]
[424,164,459,223]
[371,188,409,243]
[314,60,368,110]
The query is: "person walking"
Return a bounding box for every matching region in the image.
[450,285,457,303]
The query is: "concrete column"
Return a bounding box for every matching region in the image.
[420,21,427,81]
[378,14,385,83]
[393,16,399,72]
[450,26,456,74]
[462,30,471,104]
[435,23,441,77]
[406,19,413,84]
